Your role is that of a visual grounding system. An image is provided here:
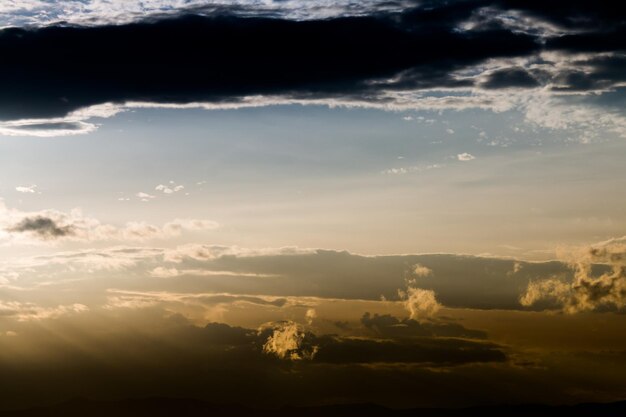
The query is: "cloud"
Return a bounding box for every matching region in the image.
[312,335,506,366]
[104,290,291,314]
[398,287,441,321]
[163,219,219,234]
[163,244,315,263]
[149,266,275,279]
[480,67,540,89]
[457,153,476,161]
[305,308,317,325]
[381,163,444,175]
[0,1,408,28]
[15,185,38,193]
[0,242,605,311]
[0,202,219,244]
[520,237,626,313]
[260,321,318,361]
[7,216,76,240]
[136,192,156,202]
[149,266,180,278]
[412,264,433,278]
[0,5,533,127]
[361,313,488,339]
[155,182,185,194]
[0,301,88,321]
[0,2,623,137]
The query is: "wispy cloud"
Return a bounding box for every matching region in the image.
[15,184,38,194]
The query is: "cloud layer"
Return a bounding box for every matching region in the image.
[0,202,219,244]
[0,1,624,136]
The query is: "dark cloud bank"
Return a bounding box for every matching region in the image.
[0,309,508,410]
[1,308,625,412]
[0,0,624,121]
[163,250,580,310]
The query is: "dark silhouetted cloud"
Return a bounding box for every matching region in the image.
[361,313,488,339]
[7,216,76,240]
[0,10,540,121]
[481,67,540,89]
[0,1,623,136]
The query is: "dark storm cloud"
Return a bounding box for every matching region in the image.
[0,6,533,121]
[313,336,506,365]
[0,310,512,410]
[551,55,626,92]
[0,1,624,122]
[481,67,540,89]
[492,0,625,30]
[7,216,75,239]
[0,305,625,411]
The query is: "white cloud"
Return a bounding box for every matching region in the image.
[15,185,38,193]
[0,1,405,28]
[163,244,315,263]
[5,83,626,141]
[381,163,444,175]
[135,192,156,202]
[150,266,180,278]
[155,183,185,194]
[457,153,476,161]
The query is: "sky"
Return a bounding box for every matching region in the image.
[0,0,626,412]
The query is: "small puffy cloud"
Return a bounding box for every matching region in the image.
[260,321,318,361]
[457,153,476,161]
[446,128,455,134]
[155,183,185,194]
[512,262,524,275]
[305,308,317,325]
[136,192,156,202]
[15,185,38,193]
[412,263,433,278]
[398,287,441,321]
